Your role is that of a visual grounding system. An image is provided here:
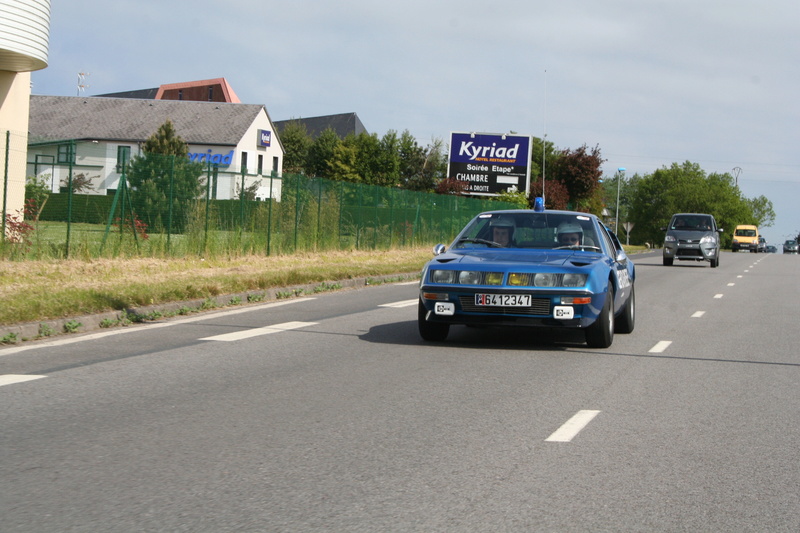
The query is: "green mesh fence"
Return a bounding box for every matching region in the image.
[11,149,515,259]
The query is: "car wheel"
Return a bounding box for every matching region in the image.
[663,256,673,266]
[710,255,719,268]
[615,284,635,334]
[418,299,449,341]
[586,283,614,348]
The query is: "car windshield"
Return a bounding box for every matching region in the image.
[670,216,712,231]
[736,229,757,236]
[452,213,601,251]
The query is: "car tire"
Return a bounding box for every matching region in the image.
[586,283,614,348]
[663,256,673,266]
[615,284,635,334]
[418,299,449,341]
[710,254,719,268]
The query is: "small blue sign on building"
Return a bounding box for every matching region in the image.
[259,129,272,147]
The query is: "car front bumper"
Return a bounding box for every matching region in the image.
[663,242,718,261]
[419,287,605,329]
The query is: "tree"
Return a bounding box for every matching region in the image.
[279,120,312,174]
[306,128,341,177]
[127,119,205,232]
[745,195,775,228]
[528,178,569,210]
[626,161,757,247]
[549,144,605,210]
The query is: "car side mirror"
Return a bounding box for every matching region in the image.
[432,244,447,256]
[717,228,724,233]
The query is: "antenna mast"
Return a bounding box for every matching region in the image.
[77,71,90,96]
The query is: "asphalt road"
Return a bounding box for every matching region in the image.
[2,251,799,532]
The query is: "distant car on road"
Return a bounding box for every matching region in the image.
[766,245,778,253]
[661,213,722,268]
[732,224,760,253]
[758,236,767,253]
[783,240,799,254]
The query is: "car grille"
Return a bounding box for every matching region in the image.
[458,295,551,315]
[676,248,703,257]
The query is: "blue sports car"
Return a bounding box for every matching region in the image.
[418,207,635,348]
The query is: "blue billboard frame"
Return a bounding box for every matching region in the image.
[447,132,532,196]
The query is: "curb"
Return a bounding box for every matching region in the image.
[1,274,418,346]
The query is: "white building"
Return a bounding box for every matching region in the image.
[27,95,284,200]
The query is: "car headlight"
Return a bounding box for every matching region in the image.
[664,235,676,243]
[459,271,482,285]
[700,235,716,244]
[562,273,587,287]
[534,273,557,287]
[431,270,456,284]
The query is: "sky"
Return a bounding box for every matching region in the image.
[31,0,800,245]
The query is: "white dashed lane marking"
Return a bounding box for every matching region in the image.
[200,321,317,342]
[379,299,418,308]
[0,375,46,387]
[546,410,601,442]
[691,311,705,318]
[649,341,672,353]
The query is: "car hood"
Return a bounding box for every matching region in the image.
[668,230,714,239]
[429,250,604,269]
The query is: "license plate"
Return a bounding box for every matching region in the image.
[475,294,531,307]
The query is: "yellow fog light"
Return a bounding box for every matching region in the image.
[485,272,504,285]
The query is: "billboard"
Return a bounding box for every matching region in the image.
[447,132,532,196]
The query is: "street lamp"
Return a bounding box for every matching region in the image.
[615,167,625,232]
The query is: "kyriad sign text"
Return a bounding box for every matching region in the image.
[447,132,532,196]
[187,149,234,165]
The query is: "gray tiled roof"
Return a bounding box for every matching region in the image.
[274,112,367,140]
[28,95,267,146]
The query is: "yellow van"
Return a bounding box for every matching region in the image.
[732,224,759,253]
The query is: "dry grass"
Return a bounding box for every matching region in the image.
[1,247,434,325]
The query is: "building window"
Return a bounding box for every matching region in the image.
[57,144,75,164]
[240,152,248,174]
[257,154,263,175]
[178,89,183,100]
[208,87,214,101]
[34,154,55,177]
[116,145,131,173]
[273,156,279,174]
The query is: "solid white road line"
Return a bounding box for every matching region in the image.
[545,410,601,442]
[379,299,418,308]
[0,374,46,387]
[199,321,317,342]
[649,340,672,353]
[0,298,317,356]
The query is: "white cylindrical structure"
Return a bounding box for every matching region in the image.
[0,0,51,72]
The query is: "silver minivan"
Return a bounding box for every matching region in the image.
[661,213,723,268]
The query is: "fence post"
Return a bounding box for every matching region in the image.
[240,167,246,229]
[266,173,273,256]
[204,160,211,252]
[1,131,9,243]
[167,155,175,252]
[65,140,75,258]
